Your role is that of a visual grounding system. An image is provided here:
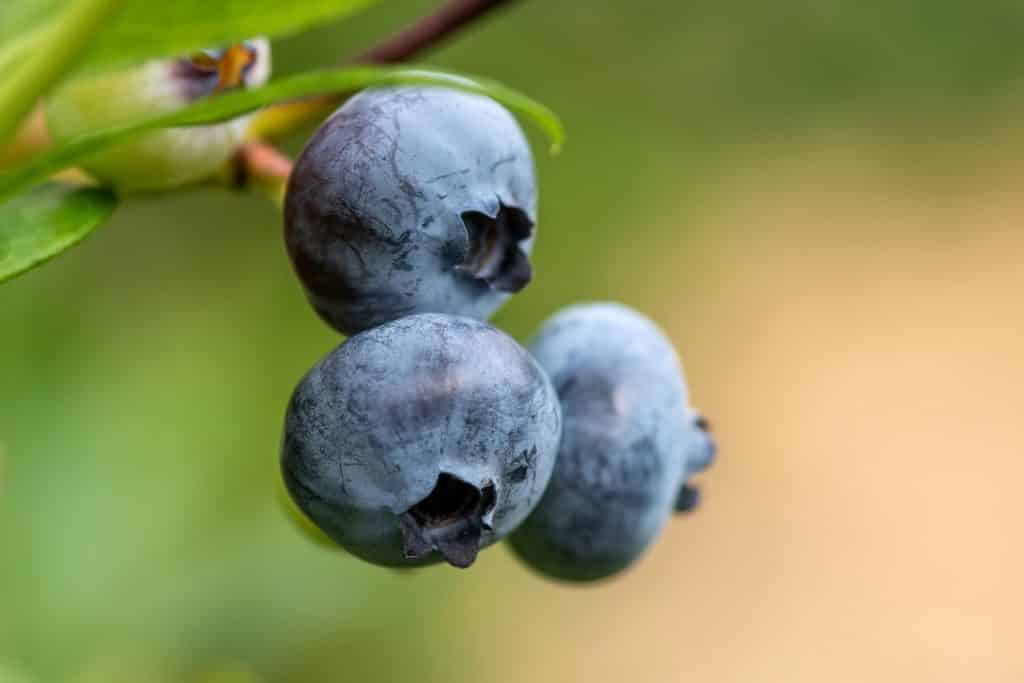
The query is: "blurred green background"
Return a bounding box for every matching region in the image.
[4,1,1024,681]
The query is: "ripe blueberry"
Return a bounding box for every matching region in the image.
[509,303,716,582]
[281,313,561,568]
[45,40,270,193]
[284,86,538,335]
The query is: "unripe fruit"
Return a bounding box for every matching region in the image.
[284,86,538,335]
[281,313,562,568]
[509,303,716,582]
[45,40,270,193]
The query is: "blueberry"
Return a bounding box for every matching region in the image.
[281,313,561,568]
[284,86,538,335]
[508,303,716,582]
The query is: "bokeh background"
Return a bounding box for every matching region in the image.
[4,1,1024,681]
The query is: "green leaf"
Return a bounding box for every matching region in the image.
[2,0,378,72]
[0,182,117,282]
[0,66,565,201]
[0,1,57,44]
[0,0,123,145]
[94,0,378,69]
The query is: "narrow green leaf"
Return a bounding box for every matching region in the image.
[0,182,117,282]
[0,1,58,44]
[92,0,378,70]
[0,66,565,201]
[0,23,47,77]
[0,0,123,144]
[2,0,378,72]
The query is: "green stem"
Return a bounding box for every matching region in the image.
[0,0,123,145]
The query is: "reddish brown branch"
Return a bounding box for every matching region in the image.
[353,0,516,64]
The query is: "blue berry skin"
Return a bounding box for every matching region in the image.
[281,314,561,569]
[284,86,538,335]
[508,303,716,582]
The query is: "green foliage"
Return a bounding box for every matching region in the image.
[0,0,121,144]
[0,0,379,71]
[0,182,116,282]
[0,0,380,150]
[87,0,378,70]
[0,0,58,45]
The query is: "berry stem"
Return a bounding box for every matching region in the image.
[232,141,292,208]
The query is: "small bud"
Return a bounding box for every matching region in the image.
[45,39,271,194]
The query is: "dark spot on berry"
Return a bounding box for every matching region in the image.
[456,204,534,292]
[399,473,498,569]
